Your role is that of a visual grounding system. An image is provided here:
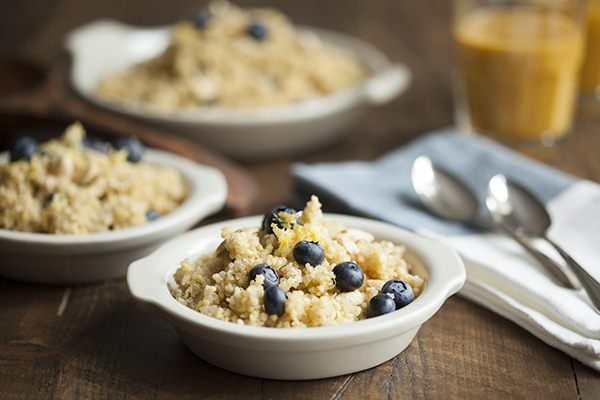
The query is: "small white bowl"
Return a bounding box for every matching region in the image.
[127,214,465,380]
[64,19,411,160]
[0,149,228,285]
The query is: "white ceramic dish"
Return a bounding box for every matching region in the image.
[127,214,465,380]
[0,149,227,285]
[64,19,412,160]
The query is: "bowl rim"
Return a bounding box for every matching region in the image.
[64,18,412,125]
[127,213,466,342]
[0,148,228,248]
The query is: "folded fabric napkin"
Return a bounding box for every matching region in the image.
[291,127,600,372]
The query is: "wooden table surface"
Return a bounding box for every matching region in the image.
[1,0,599,398]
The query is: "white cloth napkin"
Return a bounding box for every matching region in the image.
[291,128,600,371]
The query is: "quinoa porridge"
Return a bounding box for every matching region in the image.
[0,122,189,234]
[172,196,425,328]
[96,1,370,110]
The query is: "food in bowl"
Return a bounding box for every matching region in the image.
[65,11,410,160]
[171,196,425,328]
[95,0,370,110]
[128,211,464,379]
[0,122,188,234]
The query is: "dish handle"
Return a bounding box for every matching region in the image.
[364,64,411,105]
[126,256,167,316]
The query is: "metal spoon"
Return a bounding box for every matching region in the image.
[411,156,580,289]
[487,174,600,310]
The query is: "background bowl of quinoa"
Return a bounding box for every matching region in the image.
[127,213,465,380]
[64,19,411,160]
[0,148,228,285]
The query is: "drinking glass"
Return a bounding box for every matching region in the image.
[579,0,600,113]
[452,0,587,159]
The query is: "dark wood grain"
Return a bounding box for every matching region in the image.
[1,0,599,399]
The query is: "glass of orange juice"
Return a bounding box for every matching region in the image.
[579,0,600,113]
[452,0,586,159]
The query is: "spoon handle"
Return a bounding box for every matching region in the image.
[493,221,581,290]
[545,237,600,312]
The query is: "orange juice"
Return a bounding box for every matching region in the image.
[580,0,600,94]
[454,7,584,145]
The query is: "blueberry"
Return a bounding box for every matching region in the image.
[83,137,110,153]
[381,279,414,310]
[248,264,279,289]
[293,240,325,267]
[44,192,56,208]
[146,210,160,221]
[333,261,364,292]
[366,294,396,318]
[112,136,145,163]
[264,286,286,316]
[10,136,37,162]
[261,205,298,234]
[247,22,268,40]
[189,8,211,29]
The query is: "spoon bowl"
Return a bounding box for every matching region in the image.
[411,155,479,222]
[487,174,600,311]
[411,156,579,289]
[487,174,551,235]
